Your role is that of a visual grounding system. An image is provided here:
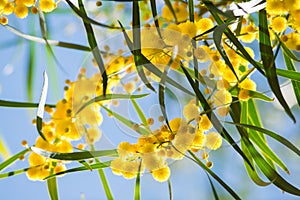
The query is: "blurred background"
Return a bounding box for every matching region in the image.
[0,1,300,199]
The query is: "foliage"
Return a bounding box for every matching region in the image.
[1,0,300,199]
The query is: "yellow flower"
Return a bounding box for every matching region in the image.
[238,89,250,101]
[271,17,287,33]
[196,18,214,35]
[199,115,212,131]
[205,132,222,150]
[161,2,188,22]
[183,102,200,121]
[240,25,257,43]
[39,0,56,13]
[14,4,28,19]
[151,167,170,182]
[266,0,288,15]
[178,21,197,38]
[213,89,232,107]
[239,78,256,91]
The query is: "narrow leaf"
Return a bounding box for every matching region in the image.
[75,93,149,115]
[31,147,118,160]
[78,0,108,96]
[5,25,90,51]
[258,9,295,122]
[47,177,59,200]
[283,53,300,106]
[0,148,29,171]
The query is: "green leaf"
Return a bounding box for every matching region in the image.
[0,148,29,171]
[132,0,155,92]
[213,22,239,81]
[225,121,300,157]
[188,151,241,200]
[150,0,162,38]
[283,52,300,106]
[75,93,149,115]
[206,173,220,200]
[241,140,271,186]
[0,99,55,108]
[101,105,151,135]
[78,0,108,96]
[0,168,28,179]
[258,9,295,122]
[45,161,111,179]
[241,101,289,174]
[134,160,142,200]
[65,0,121,29]
[5,25,90,51]
[131,99,150,130]
[276,68,300,82]
[47,177,59,200]
[31,147,118,160]
[242,137,300,195]
[188,0,194,22]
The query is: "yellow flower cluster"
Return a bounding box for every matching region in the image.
[110,101,222,182]
[266,0,300,51]
[27,68,120,181]
[0,0,57,25]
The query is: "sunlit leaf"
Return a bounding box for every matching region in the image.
[0,149,29,171]
[47,177,59,200]
[78,0,108,96]
[31,147,118,160]
[258,9,295,122]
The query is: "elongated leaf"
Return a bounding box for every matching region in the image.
[188,151,241,200]
[241,101,288,175]
[134,161,142,200]
[131,99,149,130]
[5,25,90,51]
[47,177,59,200]
[181,65,253,169]
[0,148,29,171]
[276,68,300,81]
[163,0,177,22]
[31,147,118,160]
[37,71,48,141]
[78,0,108,96]
[0,100,55,108]
[283,53,300,106]
[75,93,149,115]
[213,22,239,80]
[101,105,151,135]
[0,168,28,179]
[150,0,162,38]
[118,21,194,96]
[45,161,111,179]
[225,122,300,157]
[206,173,220,200]
[241,140,271,186]
[90,144,114,200]
[65,0,121,29]
[132,0,155,92]
[242,137,300,195]
[168,179,172,200]
[258,9,295,122]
